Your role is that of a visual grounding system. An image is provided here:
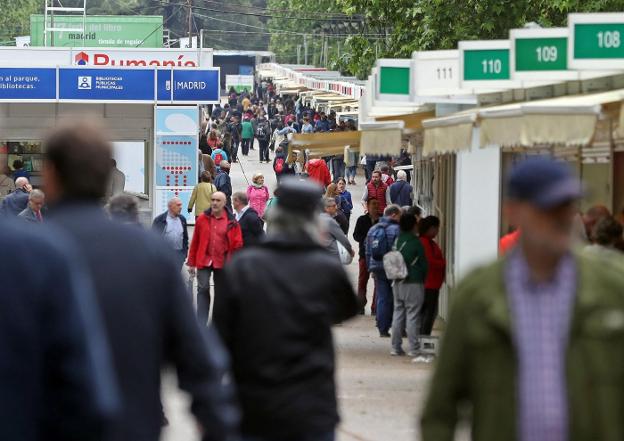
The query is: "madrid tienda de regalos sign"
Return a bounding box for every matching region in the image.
[30,15,163,48]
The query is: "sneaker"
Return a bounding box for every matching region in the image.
[407,350,420,358]
[390,349,406,356]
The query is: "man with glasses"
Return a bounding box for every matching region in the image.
[187,192,243,324]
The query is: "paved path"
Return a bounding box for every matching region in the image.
[161,144,436,441]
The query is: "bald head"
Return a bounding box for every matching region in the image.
[15,177,29,189]
[211,191,227,215]
[167,197,182,217]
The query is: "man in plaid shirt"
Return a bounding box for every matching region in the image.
[422,157,624,441]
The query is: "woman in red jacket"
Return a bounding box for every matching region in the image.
[419,216,446,335]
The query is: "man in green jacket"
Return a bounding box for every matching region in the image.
[422,157,624,441]
[241,118,254,157]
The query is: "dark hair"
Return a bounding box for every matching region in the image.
[44,120,113,200]
[200,171,212,183]
[399,211,417,232]
[232,191,248,205]
[372,170,382,177]
[12,159,24,170]
[593,216,623,246]
[419,215,441,236]
[405,205,422,219]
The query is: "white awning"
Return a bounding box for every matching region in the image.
[422,89,624,156]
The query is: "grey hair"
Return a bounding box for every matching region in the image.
[29,189,44,200]
[232,191,248,205]
[107,194,139,223]
[265,204,322,242]
[396,170,407,181]
[15,177,29,188]
[384,204,402,217]
[323,197,337,208]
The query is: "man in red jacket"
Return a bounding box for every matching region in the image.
[418,215,446,336]
[361,170,391,216]
[187,191,243,325]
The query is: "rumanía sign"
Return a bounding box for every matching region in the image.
[30,15,163,48]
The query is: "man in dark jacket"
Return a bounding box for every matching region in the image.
[1,176,30,216]
[215,160,233,209]
[389,170,413,207]
[152,197,189,270]
[353,198,380,314]
[214,178,358,441]
[42,121,240,441]
[232,191,265,247]
[0,219,119,441]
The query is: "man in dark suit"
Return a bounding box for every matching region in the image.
[0,219,119,441]
[232,191,265,247]
[152,197,189,270]
[43,120,240,441]
[1,176,30,216]
[18,189,45,223]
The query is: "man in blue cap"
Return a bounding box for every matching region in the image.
[422,156,624,441]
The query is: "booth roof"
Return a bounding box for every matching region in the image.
[422,89,624,156]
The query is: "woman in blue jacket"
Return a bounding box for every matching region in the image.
[336,177,353,223]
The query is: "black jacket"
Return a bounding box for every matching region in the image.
[237,208,265,247]
[353,214,377,259]
[151,211,189,253]
[214,235,358,439]
[0,220,119,441]
[49,203,240,441]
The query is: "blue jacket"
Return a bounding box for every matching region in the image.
[389,180,413,207]
[0,219,119,441]
[1,188,29,216]
[49,203,240,441]
[365,216,400,278]
[151,211,189,253]
[337,190,353,217]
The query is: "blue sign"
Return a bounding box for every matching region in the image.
[172,69,219,103]
[157,69,172,102]
[59,68,155,102]
[0,68,56,101]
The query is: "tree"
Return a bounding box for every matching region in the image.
[0,0,41,44]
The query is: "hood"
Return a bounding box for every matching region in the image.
[307,159,325,171]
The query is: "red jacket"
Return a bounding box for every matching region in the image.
[420,236,446,290]
[307,159,331,187]
[187,209,243,269]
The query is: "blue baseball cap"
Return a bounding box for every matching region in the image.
[506,157,583,209]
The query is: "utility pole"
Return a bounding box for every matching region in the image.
[303,34,308,65]
[297,45,301,64]
[187,0,193,40]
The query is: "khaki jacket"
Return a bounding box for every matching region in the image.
[188,183,216,216]
[421,253,624,441]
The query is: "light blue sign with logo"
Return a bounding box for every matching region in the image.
[172,69,219,102]
[59,67,155,102]
[0,68,56,101]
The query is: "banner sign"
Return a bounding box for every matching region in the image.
[411,50,463,97]
[569,13,624,69]
[459,40,520,90]
[0,66,220,104]
[0,68,56,101]
[225,74,254,93]
[153,106,199,224]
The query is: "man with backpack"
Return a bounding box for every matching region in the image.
[365,204,402,337]
[256,116,272,163]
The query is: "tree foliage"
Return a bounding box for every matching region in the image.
[0,0,41,44]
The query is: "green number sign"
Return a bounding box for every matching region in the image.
[463,49,510,80]
[515,37,567,71]
[379,66,410,95]
[574,23,624,58]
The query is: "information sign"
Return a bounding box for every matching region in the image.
[411,50,463,97]
[0,68,56,101]
[375,59,412,103]
[172,69,220,103]
[459,40,518,90]
[569,13,624,69]
[59,67,155,102]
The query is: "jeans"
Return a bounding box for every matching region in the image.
[241,138,253,156]
[259,139,270,162]
[357,257,373,311]
[242,431,335,441]
[420,288,440,335]
[346,166,357,180]
[391,281,424,353]
[374,273,393,333]
[231,140,240,162]
[331,157,345,181]
[196,266,225,326]
[174,249,187,272]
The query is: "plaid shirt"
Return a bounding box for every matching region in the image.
[505,250,577,441]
